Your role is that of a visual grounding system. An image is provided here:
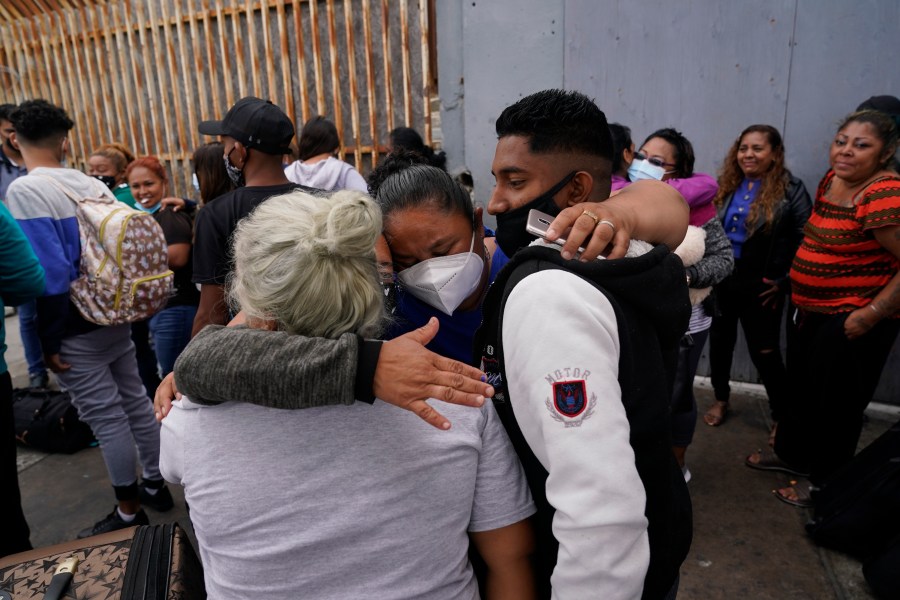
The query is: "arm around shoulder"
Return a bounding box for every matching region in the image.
[608,180,690,249]
[174,325,360,408]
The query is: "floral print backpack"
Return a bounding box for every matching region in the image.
[38,176,173,326]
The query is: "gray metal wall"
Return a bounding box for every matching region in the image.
[437,0,900,402]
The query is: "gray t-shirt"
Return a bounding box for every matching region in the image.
[160,396,534,599]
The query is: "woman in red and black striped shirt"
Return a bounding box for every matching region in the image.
[747,110,900,507]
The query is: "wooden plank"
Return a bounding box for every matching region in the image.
[115,0,149,154]
[39,14,72,115]
[215,0,235,109]
[399,0,412,127]
[261,0,280,105]
[65,9,99,154]
[153,1,185,161]
[418,0,430,143]
[28,17,55,102]
[76,6,113,145]
[245,0,262,96]
[15,19,40,101]
[308,0,325,114]
[275,0,295,120]
[173,0,199,151]
[291,0,310,123]
[94,4,129,150]
[130,0,164,154]
[342,0,362,167]
[0,24,20,103]
[380,0,393,132]
[199,0,221,117]
[57,10,90,160]
[159,0,187,195]
[325,0,342,154]
[5,20,28,103]
[230,0,248,98]
[361,0,378,169]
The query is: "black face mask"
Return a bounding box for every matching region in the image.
[92,175,117,190]
[494,171,576,258]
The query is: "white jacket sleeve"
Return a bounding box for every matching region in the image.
[502,269,649,600]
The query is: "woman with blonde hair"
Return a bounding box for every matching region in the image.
[705,125,811,434]
[160,189,536,599]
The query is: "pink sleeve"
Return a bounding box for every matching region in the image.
[666,173,718,208]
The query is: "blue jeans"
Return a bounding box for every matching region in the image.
[17,300,45,377]
[149,305,197,377]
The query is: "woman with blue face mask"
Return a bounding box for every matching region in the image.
[626,128,734,481]
[371,152,507,363]
[126,157,200,378]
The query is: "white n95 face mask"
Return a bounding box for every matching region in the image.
[396,231,485,315]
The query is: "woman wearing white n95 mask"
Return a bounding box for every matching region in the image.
[371,151,508,363]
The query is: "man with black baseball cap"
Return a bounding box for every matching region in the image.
[192,97,311,336]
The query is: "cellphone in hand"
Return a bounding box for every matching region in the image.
[526,209,586,254]
[526,209,565,244]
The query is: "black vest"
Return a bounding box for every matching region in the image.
[473,244,693,600]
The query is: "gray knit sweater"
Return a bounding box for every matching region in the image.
[173,325,359,408]
[685,218,734,289]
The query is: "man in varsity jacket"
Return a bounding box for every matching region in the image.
[156,91,692,598]
[476,89,692,599]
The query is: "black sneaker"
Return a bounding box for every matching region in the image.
[77,506,149,539]
[140,482,174,512]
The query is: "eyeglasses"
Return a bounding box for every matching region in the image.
[634,151,675,168]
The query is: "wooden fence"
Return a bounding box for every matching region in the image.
[0,0,435,196]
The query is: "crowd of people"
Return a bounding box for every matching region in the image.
[0,88,898,599]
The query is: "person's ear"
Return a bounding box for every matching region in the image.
[564,171,593,207]
[473,205,486,246]
[8,131,20,152]
[233,142,247,167]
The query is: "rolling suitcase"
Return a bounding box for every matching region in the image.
[863,531,900,599]
[805,420,900,558]
[0,522,205,599]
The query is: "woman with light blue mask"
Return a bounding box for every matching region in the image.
[126,157,200,377]
[624,128,734,481]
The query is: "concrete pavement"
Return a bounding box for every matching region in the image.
[5,311,890,598]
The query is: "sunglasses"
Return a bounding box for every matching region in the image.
[634,151,675,169]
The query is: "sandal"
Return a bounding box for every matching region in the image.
[773,479,815,508]
[703,401,729,427]
[745,449,810,477]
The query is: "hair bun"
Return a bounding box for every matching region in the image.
[306,190,381,259]
[368,149,433,196]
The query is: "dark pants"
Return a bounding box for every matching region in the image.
[0,370,32,557]
[130,318,160,399]
[775,310,900,485]
[671,329,708,448]
[709,272,789,420]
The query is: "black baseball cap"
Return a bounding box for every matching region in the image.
[857,95,900,118]
[199,97,294,155]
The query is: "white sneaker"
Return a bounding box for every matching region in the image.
[682,466,692,483]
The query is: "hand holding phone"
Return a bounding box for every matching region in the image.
[526,209,587,255]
